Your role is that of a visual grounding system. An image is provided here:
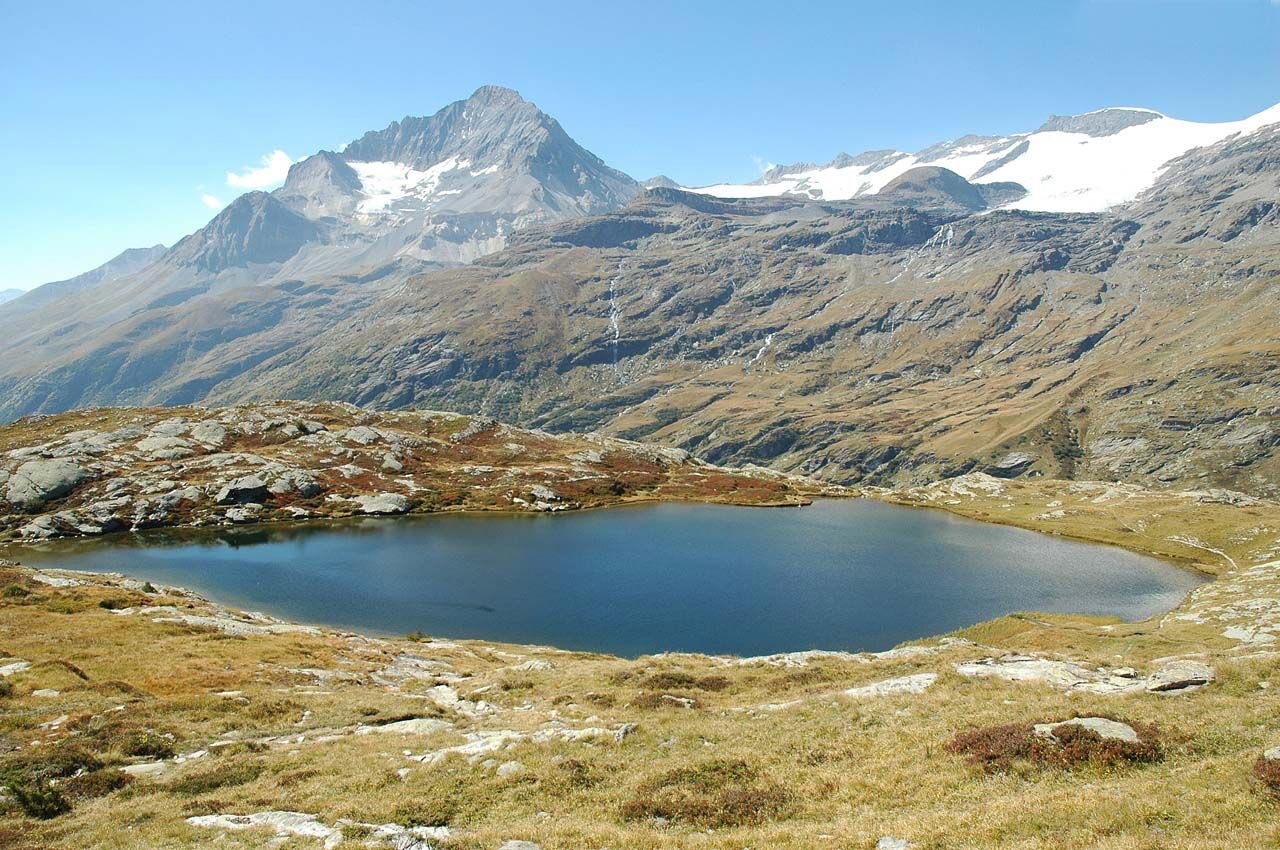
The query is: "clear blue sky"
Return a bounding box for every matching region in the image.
[3,0,1279,290]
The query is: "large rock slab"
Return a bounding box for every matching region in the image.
[5,459,89,509]
[214,474,269,505]
[1146,659,1214,692]
[843,672,937,699]
[357,717,453,736]
[954,654,1145,694]
[353,493,410,514]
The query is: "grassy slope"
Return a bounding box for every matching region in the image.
[0,476,1279,848]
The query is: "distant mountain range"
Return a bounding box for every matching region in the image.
[2,86,1278,496]
[690,103,1280,212]
[0,245,166,316]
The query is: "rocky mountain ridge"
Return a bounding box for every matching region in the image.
[0,244,166,317]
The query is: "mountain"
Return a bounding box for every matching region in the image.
[0,86,640,400]
[691,103,1280,212]
[642,175,680,190]
[2,119,1276,496]
[0,244,165,316]
[1,94,1277,498]
[262,84,639,272]
[877,166,1024,211]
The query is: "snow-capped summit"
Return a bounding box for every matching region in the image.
[312,85,636,224]
[690,102,1280,213]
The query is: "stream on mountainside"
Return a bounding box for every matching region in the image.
[5,499,1204,657]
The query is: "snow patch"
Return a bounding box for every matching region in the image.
[350,157,472,215]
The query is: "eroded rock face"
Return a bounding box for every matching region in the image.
[5,459,89,509]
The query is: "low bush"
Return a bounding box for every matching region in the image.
[947,722,1035,772]
[948,718,1164,773]
[245,697,302,721]
[621,759,794,828]
[62,769,132,801]
[8,781,69,819]
[556,758,599,789]
[0,744,102,787]
[639,671,732,692]
[277,768,319,788]
[0,744,99,819]
[167,761,263,795]
[122,730,176,759]
[1254,755,1280,797]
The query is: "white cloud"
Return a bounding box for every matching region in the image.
[750,155,776,176]
[226,149,293,189]
[201,193,224,209]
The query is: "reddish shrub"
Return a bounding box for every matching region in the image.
[948,718,1164,773]
[1254,756,1280,797]
[621,759,793,827]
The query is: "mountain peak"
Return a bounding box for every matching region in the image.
[340,85,552,168]
[878,166,987,210]
[465,84,528,108]
[170,191,319,272]
[1036,107,1163,137]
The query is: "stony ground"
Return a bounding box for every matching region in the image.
[2,475,1280,848]
[0,401,836,542]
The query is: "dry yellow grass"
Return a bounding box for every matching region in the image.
[0,478,1278,848]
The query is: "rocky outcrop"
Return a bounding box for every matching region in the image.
[0,401,835,541]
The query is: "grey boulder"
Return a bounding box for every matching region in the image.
[5,459,89,509]
[353,493,410,514]
[215,474,270,505]
[1033,716,1140,744]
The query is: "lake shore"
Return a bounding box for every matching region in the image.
[2,498,1201,657]
[2,475,1279,848]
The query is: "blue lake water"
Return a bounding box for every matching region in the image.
[5,499,1204,657]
